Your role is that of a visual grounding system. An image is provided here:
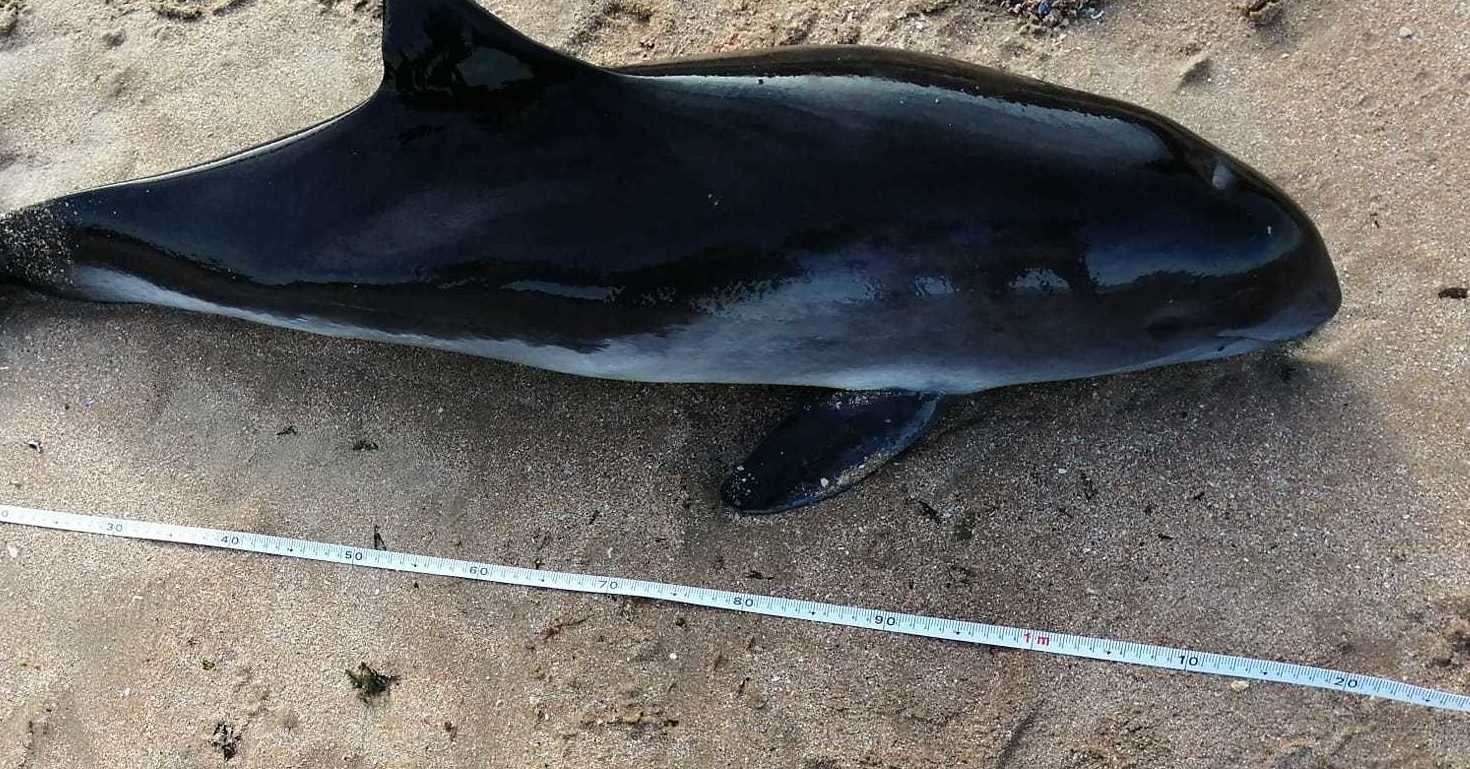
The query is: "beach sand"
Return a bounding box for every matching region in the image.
[1,0,1468,766]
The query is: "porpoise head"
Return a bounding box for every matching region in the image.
[1037,124,1344,377]
[1196,161,1343,345]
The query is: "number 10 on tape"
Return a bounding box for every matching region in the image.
[1,503,1466,714]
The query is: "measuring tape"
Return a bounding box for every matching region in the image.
[2,503,1466,714]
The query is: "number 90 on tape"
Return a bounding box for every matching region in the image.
[1,503,1465,715]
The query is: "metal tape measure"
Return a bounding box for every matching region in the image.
[2,503,1465,714]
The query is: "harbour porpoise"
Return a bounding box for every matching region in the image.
[0,0,1341,513]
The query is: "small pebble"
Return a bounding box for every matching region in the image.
[1397,26,1414,39]
[1230,680,1250,692]
[6,543,18,559]
[1177,54,1214,89]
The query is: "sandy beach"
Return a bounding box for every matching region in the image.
[2,0,1468,766]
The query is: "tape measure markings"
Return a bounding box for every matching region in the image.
[1,503,1465,714]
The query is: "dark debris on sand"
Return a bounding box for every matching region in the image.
[210,722,241,760]
[997,0,1104,30]
[346,662,399,704]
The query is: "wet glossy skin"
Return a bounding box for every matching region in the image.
[0,0,1340,395]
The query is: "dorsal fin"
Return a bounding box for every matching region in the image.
[381,0,592,102]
